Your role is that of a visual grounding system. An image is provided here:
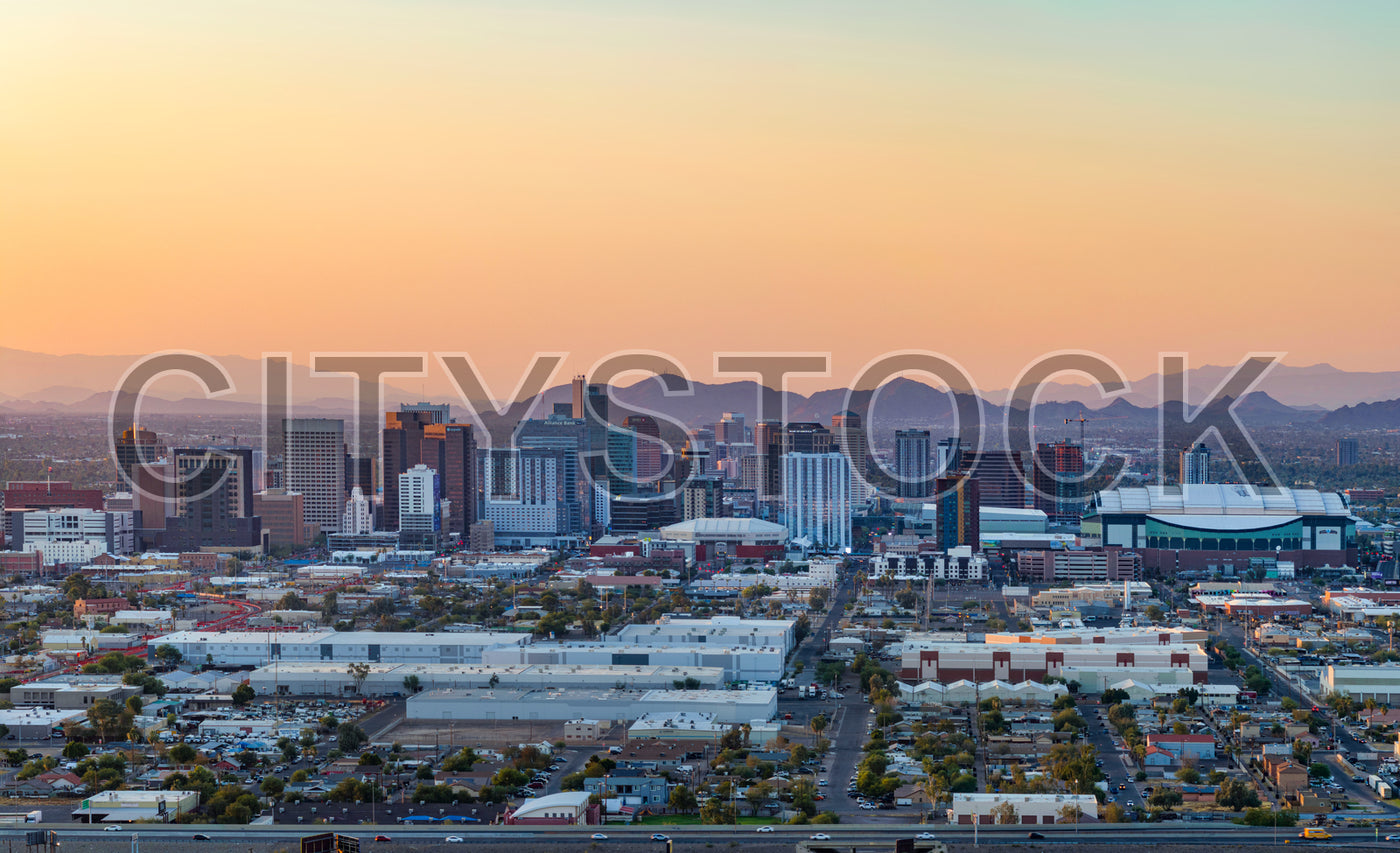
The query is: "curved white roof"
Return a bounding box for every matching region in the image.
[1145,514,1301,532]
[660,517,790,541]
[509,791,591,819]
[1094,485,1347,517]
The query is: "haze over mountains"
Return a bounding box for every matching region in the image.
[2,347,1399,429]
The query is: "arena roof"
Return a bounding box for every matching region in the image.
[1093,485,1348,517]
[660,517,789,541]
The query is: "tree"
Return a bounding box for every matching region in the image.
[169,743,197,765]
[276,591,308,611]
[154,644,183,668]
[1241,808,1297,827]
[260,775,286,799]
[1175,766,1201,785]
[1215,778,1261,810]
[231,682,256,706]
[347,662,371,695]
[744,780,774,816]
[1148,788,1182,810]
[402,674,421,695]
[1101,688,1129,705]
[62,741,90,760]
[810,714,828,738]
[1280,697,1298,712]
[991,801,1018,825]
[1103,803,1127,823]
[1144,605,1164,622]
[337,722,368,753]
[1058,803,1084,824]
[1308,762,1332,779]
[1292,740,1313,766]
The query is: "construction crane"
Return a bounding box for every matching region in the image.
[1064,412,1088,446]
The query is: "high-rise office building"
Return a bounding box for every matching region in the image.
[1180,442,1211,485]
[398,464,441,547]
[782,452,852,552]
[623,415,664,484]
[169,446,259,546]
[934,474,980,551]
[516,413,588,536]
[1032,441,1085,525]
[282,418,346,537]
[715,412,746,445]
[894,429,932,499]
[1336,438,1359,467]
[481,446,572,546]
[115,427,170,530]
[831,411,870,500]
[399,402,451,424]
[255,488,306,547]
[753,419,784,501]
[936,437,967,476]
[341,486,373,536]
[960,450,1025,509]
[382,410,435,530]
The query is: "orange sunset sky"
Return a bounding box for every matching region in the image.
[2,1,1397,394]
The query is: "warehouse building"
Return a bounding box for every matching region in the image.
[149,630,530,667]
[246,662,725,696]
[480,641,784,683]
[406,686,776,725]
[0,708,88,739]
[984,626,1209,646]
[616,615,796,656]
[1320,665,1400,703]
[898,641,1207,684]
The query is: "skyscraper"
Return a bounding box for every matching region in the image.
[1180,442,1211,485]
[516,412,588,536]
[115,427,170,530]
[282,418,346,537]
[381,410,435,530]
[398,464,441,547]
[959,450,1025,509]
[341,486,373,535]
[934,474,980,551]
[894,429,932,499]
[1336,438,1359,467]
[936,437,966,476]
[623,414,664,484]
[1032,441,1085,525]
[170,446,257,545]
[831,411,870,500]
[782,451,852,552]
[715,412,746,444]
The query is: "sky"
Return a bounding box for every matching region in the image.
[2,1,1398,396]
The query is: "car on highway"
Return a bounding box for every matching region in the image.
[810,834,832,841]
[1384,835,1400,842]
[192,834,213,841]
[756,826,774,832]
[917,832,937,840]
[591,834,608,841]
[651,834,670,841]
[1027,832,1045,840]
[373,836,392,842]
[444,837,464,843]
[104,826,124,832]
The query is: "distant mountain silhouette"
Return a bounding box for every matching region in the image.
[1321,398,1400,430]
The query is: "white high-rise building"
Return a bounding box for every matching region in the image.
[282,419,346,537]
[782,452,852,552]
[398,464,440,543]
[341,486,373,535]
[16,508,136,565]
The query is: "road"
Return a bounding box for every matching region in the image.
[19,821,1400,848]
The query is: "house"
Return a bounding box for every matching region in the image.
[1144,734,1216,760]
[1259,756,1309,795]
[583,774,669,807]
[1143,746,1175,767]
[35,771,83,793]
[1179,784,1220,803]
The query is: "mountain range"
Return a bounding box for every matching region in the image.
[2,347,1398,429]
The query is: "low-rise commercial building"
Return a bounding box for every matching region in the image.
[948,793,1098,825]
[150,630,530,667]
[1320,665,1400,703]
[406,686,776,725]
[898,641,1207,684]
[70,790,200,823]
[246,662,725,696]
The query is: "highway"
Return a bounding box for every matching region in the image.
[15,821,1400,847]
